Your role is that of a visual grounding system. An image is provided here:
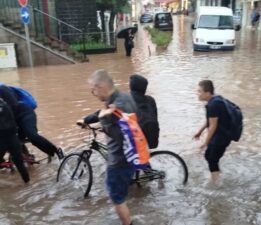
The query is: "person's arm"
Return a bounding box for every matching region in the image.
[98,107,123,144]
[193,121,207,140]
[83,110,100,124]
[202,117,218,147]
[199,101,220,148]
[76,110,100,127]
[99,95,135,144]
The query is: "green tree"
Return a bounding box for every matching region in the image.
[96,0,129,32]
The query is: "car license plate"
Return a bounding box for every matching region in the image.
[210,45,221,49]
[159,23,168,26]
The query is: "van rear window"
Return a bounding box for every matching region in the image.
[156,13,172,21]
[198,15,234,29]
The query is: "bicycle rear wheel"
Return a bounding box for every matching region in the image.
[138,150,188,194]
[57,153,93,198]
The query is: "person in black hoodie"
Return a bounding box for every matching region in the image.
[0,84,64,162]
[0,96,30,183]
[129,74,160,149]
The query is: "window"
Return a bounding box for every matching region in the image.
[198,15,234,29]
[0,48,8,57]
[156,13,171,22]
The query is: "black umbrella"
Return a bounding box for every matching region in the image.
[117,26,138,39]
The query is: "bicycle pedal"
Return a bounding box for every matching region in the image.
[22,153,36,163]
[28,160,40,165]
[0,161,13,169]
[23,154,40,165]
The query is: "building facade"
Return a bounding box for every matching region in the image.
[55,0,97,32]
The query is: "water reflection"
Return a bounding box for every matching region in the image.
[0,16,261,225]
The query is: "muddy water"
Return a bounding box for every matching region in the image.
[0,16,261,225]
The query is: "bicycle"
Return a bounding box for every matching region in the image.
[0,139,40,171]
[57,124,189,198]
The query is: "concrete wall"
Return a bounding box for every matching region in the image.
[0,27,71,67]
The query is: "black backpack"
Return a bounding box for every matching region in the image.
[0,99,17,132]
[213,96,243,142]
[223,98,243,142]
[136,96,160,149]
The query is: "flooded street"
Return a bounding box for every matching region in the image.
[0,15,261,225]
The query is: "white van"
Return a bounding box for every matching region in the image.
[191,6,240,51]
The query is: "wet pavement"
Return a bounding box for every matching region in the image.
[0,15,261,225]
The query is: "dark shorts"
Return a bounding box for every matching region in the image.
[205,143,230,172]
[106,166,135,204]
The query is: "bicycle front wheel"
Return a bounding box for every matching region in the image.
[57,153,93,198]
[139,150,188,194]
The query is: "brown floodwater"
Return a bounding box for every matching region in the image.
[0,15,261,225]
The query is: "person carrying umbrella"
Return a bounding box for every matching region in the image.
[125,29,135,56]
[117,27,137,57]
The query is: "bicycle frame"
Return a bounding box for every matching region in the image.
[86,138,166,184]
[1,141,39,170]
[88,139,108,161]
[64,138,108,182]
[57,125,188,198]
[132,169,166,184]
[86,131,166,182]
[77,125,187,186]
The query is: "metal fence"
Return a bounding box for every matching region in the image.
[0,0,117,54]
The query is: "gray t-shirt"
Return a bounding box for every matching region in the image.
[99,90,137,167]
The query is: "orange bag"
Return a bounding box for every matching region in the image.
[113,109,150,169]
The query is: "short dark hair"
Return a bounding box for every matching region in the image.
[199,80,214,94]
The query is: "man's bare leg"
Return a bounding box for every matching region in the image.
[211,171,220,184]
[115,202,132,225]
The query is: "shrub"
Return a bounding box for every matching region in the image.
[144,26,172,47]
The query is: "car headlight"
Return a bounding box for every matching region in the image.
[195,38,205,43]
[226,39,235,44]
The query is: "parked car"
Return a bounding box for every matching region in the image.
[154,12,173,31]
[233,9,242,26]
[191,6,241,51]
[140,13,153,23]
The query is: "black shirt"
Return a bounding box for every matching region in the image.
[206,96,231,145]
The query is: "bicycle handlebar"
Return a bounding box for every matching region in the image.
[76,122,103,137]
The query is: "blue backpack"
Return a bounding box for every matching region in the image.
[214,96,243,142]
[9,86,37,109]
[254,12,260,22]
